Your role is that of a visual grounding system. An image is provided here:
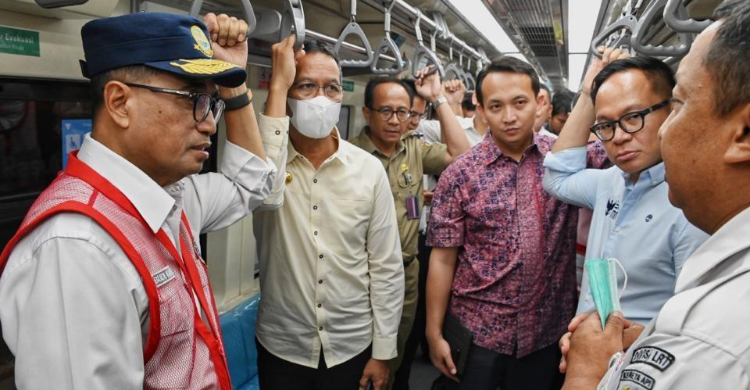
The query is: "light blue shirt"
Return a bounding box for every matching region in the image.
[543,146,709,324]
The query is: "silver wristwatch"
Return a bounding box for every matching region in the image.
[433,95,448,107]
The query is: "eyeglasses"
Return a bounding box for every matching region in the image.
[292,82,344,100]
[408,111,427,123]
[590,100,670,141]
[370,106,411,122]
[124,83,225,123]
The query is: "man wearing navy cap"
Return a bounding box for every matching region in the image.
[0,12,274,389]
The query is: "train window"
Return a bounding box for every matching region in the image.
[337,104,352,140]
[0,78,92,249]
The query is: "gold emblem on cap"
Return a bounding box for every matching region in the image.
[169,59,239,75]
[190,25,214,57]
[285,172,293,184]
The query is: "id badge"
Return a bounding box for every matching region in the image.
[406,193,420,220]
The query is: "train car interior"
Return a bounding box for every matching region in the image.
[0,0,726,388]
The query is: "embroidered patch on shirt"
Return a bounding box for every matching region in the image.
[620,369,655,390]
[152,266,176,288]
[631,346,675,371]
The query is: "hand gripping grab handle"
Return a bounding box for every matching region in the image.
[411,10,445,78]
[334,0,375,68]
[631,0,693,57]
[664,0,712,33]
[590,14,638,58]
[190,0,257,37]
[371,0,408,74]
[279,0,305,50]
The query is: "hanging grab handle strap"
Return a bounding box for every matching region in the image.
[631,0,693,57]
[664,0,712,33]
[334,0,374,68]
[279,0,305,50]
[590,14,638,58]
[371,0,408,74]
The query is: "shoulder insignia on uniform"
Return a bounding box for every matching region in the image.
[631,346,675,372]
[620,369,655,390]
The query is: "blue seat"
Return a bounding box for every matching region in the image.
[219,294,261,390]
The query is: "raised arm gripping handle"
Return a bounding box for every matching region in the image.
[279,0,305,50]
[631,0,692,57]
[371,0,407,74]
[190,0,257,37]
[411,11,445,78]
[590,14,638,58]
[664,0,712,33]
[334,0,374,68]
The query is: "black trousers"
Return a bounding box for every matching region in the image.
[256,338,371,390]
[437,343,563,390]
[393,233,432,390]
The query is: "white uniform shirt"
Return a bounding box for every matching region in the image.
[0,134,275,389]
[254,115,404,369]
[598,206,750,389]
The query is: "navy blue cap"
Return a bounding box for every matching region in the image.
[80,12,246,87]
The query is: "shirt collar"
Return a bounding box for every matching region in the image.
[356,127,406,158]
[620,162,666,187]
[479,129,548,166]
[675,206,750,293]
[288,127,350,166]
[77,134,175,233]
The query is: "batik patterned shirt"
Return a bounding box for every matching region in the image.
[427,132,607,357]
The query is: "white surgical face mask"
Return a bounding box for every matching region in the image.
[287,96,342,139]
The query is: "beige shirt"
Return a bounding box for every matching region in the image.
[254,115,404,369]
[350,129,447,262]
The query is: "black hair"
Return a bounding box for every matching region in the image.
[552,89,576,116]
[401,78,420,104]
[475,56,540,106]
[364,76,413,109]
[462,95,476,111]
[705,0,750,117]
[590,56,675,103]
[90,65,160,115]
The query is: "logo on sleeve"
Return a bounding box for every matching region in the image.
[631,346,675,371]
[605,199,620,220]
[152,266,176,288]
[620,369,655,390]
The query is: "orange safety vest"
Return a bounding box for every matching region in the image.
[0,153,232,390]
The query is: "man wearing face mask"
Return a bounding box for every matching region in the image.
[252,37,404,390]
[350,70,471,390]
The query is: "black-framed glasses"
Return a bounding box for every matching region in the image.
[292,82,344,100]
[124,83,225,123]
[589,100,670,141]
[408,111,427,123]
[370,106,411,122]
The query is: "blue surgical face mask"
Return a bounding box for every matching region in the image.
[585,258,628,329]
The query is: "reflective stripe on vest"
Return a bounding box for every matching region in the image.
[0,154,232,390]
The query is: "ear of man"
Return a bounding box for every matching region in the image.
[723,103,750,164]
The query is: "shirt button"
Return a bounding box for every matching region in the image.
[319,255,324,259]
[319,279,323,284]
[275,130,281,135]
[615,227,621,232]
[313,205,318,210]
[317,303,322,308]
[319,327,323,331]
[314,231,318,235]
[314,179,318,183]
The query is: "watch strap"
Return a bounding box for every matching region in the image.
[223,90,253,111]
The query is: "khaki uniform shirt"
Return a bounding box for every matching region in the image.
[350,128,448,262]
